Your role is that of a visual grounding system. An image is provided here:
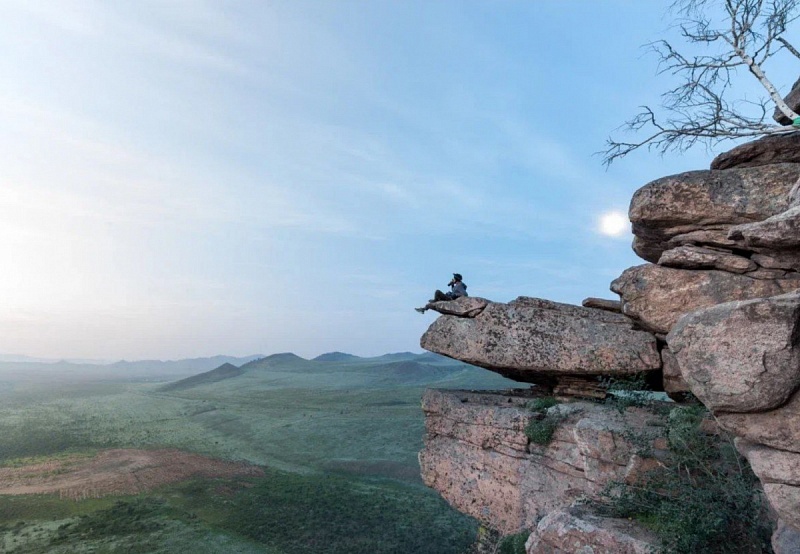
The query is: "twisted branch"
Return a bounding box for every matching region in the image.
[604,0,800,166]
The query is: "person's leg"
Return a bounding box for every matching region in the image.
[433,290,449,301]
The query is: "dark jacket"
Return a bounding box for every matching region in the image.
[451,281,468,297]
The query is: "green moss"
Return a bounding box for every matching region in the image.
[497,531,528,554]
[524,397,562,446]
[526,396,558,413]
[524,417,559,445]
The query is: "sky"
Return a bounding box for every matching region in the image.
[0,0,797,361]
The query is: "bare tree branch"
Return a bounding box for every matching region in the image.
[604,0,800,165]
[778,37,800,59]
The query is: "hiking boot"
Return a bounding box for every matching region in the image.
[414,307,426,314]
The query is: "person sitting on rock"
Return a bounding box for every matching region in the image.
[415,273,468,313]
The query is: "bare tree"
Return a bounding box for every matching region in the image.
[603,0,800,166]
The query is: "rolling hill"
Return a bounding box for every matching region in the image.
[160,363,245,392]
[313,352,362,362]
[0,349,526,554]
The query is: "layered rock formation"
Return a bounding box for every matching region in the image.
[418,123,800,552]
[628,163,800,263]
[420,389,668,534]
[611,263,800,335]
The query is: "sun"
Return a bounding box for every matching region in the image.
[598,211,629,237]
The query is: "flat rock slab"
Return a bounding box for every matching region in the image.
[423,296,489,317]
[752,251,800,271]
[667,228,740,250]
[629,164,800,262]
[581,297,622,313]
[658,245,756,273]
[525,509,658,554]
[729,205,800,250]
[667,291,800,413]
[611,264,800,334]
[420,297,660,381]
[711,133,800,170]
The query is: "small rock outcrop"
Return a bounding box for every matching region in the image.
[525,509,657,554]
[581,297,622,313]
[729,204,800,249]
[660,346,691,398]
[657,244,757,273]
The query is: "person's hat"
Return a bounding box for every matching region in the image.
[453,273,463,281]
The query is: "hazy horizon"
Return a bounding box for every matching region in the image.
[2,1,797,360]
[0,348,430,365]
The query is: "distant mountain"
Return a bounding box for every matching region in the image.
[238,353,309,372]
[154,350,526,397]
[0,354,267,384]
[379,361,454,381]
[373,352,423,362]
[263,352,307,363]
[109,355,263,375]
[416,352,453,364]
[313,352,362,362]
[0,351,495,392]
[0,354,111,364]
[160,363,244,392]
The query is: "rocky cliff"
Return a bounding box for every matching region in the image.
[418,129,800,553]
[420,389,668,534]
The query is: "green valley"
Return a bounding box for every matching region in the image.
[0,352,523,553]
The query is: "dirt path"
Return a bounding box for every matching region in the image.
[0,449,263,500]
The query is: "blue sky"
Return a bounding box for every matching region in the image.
[0,1,796,360]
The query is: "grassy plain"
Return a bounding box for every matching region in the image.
[0,352,523,553]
